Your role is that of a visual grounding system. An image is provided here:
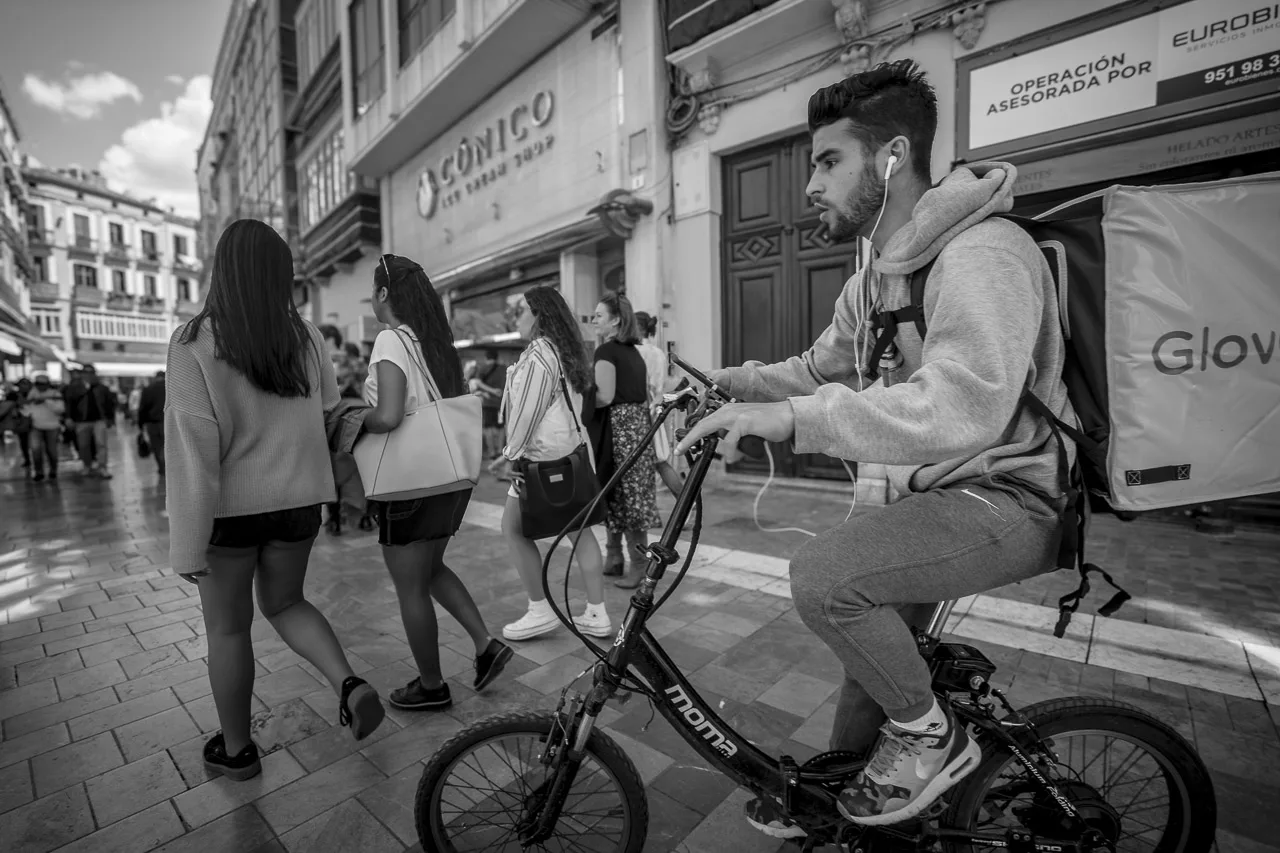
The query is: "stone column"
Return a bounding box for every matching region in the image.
[559,245,601,323]
[617,0,670,329]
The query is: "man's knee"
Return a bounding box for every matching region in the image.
[789,537,835,623]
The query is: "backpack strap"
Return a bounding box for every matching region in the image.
[865,259,935,379]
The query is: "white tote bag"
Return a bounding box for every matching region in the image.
[353,330,483,501]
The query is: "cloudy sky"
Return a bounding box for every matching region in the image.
[0,0,234,218]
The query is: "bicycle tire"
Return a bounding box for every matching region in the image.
[944,697,1216,853]
[415,711,650,852]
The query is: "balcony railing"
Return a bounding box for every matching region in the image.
[173,254,200,272]
[0,270,21,323]
[138,295,166,314]
[105,243,133,264]
[106,292,136,311]
[27,282,60,302]
[137,250,163,268]
[68,236,99,258]
[73,284,106,306]
[0,219,35,280]
[28,228,56,248]
[75,308,173,344]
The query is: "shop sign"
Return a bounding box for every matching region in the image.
[966,0,1280,152]
[416,91,556,220]
[1012,109,1280,196]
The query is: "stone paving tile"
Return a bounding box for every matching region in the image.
[0,758,34,814]
[355,763,423,847]
[172,747,307,828]
[358,714,464,777]
[150,804,278,853]
[47,801,185,853]
[0,722,71,770]
[0,677,58,720]
[118,644,190,680]
[278,797,404,853]
[4,685,119,739]
[78,633,145,668]
[255,751,388,835]
[115,659,207,703]
[54,659,126,699]
[115,705,202,762]
[0,783,96,853]
[68,687,179,741]
[32,730,124,797]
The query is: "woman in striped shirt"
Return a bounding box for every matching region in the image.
[500,285,610,641]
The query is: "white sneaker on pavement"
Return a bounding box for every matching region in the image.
[572,609,613,639]
[502,605,561,641]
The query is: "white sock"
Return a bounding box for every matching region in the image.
[581,602,607,620]
[894,698,948,735]
[528,598,553,616]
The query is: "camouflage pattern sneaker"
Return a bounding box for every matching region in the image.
[837,702,981,826]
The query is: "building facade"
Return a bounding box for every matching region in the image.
[197,0,301,292]
[291,0,381,339]
[332,0,667,361]
[661,0,1280,480]
[23,167,202,381]
[0,79,44,376]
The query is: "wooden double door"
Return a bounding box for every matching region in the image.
[721,133,861,479]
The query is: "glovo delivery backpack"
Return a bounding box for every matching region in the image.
[871,171,1280,635]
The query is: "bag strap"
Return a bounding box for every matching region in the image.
[866,259,935,380]
[392,328,443,403]
[548,345,586,441]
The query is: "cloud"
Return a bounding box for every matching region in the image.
[165,74,185,85]
[22,70,143,119]
[98,76,212,218]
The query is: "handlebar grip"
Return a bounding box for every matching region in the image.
[738,435,767,460]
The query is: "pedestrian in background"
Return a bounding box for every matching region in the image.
[362,253,511,711]
[167,219,384,782]
[63,364,116,479]
[0,381,32,471]
[593,292,661,589]
[137,371,167,479]
[500,285,611,641]
[25,374,64,482]
[127,383,143,427]
[634,311,684,497]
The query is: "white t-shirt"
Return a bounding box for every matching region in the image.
[363,326,437,410]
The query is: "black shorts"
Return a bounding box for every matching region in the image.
[371,488,472,547]
[209,505,322,549]
[482,407,500,429]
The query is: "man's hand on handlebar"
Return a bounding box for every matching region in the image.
[673,400,795,462]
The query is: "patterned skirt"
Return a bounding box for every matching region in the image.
[605,403,662,533]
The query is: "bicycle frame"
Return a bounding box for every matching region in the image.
[526,386,1103,852]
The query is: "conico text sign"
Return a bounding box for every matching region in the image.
[416,91,556,220]
[960,0,1280,155]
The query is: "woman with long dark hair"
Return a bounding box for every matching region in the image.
[634,311,684,497]
[499,285,610,640]
[593,292,662,588]
[167,219,384,783]
[362,254,512,710]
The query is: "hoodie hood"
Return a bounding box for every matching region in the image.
[876,161,1018,276]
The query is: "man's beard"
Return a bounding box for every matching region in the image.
[825,162,886,243]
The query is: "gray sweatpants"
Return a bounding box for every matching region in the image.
[788,473,1062,757]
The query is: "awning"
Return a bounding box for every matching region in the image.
[90,362,166,378]
[0,320,62,363]
[0,330,21,356]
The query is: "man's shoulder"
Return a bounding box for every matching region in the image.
[944,215,1040,263]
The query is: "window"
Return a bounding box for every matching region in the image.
[398,0,454,66]
[173,234,188,258]
[144,275,158,297]
[112,270,127,292]
[26,205,46,241]
[178,278,192,302]
[298,0,339,88]
[73,214,92,249]
[350,0,385,116]
[141,230,158,259]
[33,255,47,282]
[74,264,98,289]
[109,222,125,247]
[298,127,354,234]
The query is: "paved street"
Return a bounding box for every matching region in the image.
[1,432,1278,852]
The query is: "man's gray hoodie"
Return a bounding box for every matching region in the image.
[718,161,1075,501]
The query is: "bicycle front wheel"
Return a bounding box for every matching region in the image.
[415,711,649,852]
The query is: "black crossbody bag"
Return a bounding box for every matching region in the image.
[517,355,607,540]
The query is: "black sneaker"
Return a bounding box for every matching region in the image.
[203,733,262,781]
[474,639,514,691]
[389,677,452,711]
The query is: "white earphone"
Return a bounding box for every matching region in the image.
[884,154,898,180]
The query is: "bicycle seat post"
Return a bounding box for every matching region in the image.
[923,600,958,641]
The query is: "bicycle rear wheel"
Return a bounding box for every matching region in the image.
[416,711,649,852]
[944,697,1215,853]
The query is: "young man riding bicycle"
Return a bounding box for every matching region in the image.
[676,59,1074,837]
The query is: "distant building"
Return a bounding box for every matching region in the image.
[0,77,47,375]
[197,0,300,302]
[23,165,201,382]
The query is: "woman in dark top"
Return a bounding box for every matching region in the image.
[592,292,661,588]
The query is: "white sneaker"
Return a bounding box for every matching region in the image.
[502,607,561,641]
[572,609,613,639]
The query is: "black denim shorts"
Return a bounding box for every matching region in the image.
[209,505,322,549]
[370,489,471,547]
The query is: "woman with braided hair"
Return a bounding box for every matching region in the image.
[363,254,512,710]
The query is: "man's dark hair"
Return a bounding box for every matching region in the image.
[807,59,937,180]
[318,324,343,348]
[484,349,499,360]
